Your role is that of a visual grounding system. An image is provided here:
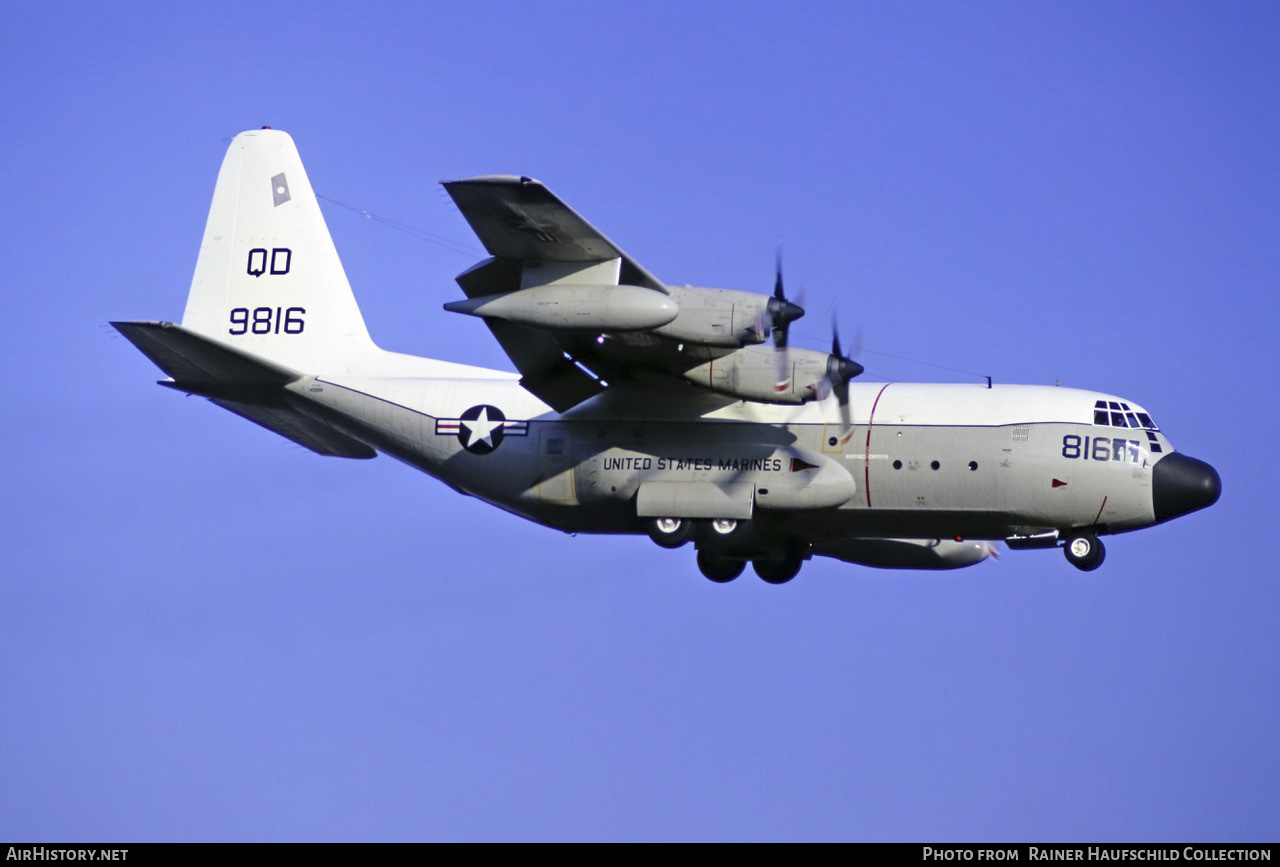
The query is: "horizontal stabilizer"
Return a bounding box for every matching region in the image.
[112,320,298,395]
[112,320,375,458]
[209,398,375,459]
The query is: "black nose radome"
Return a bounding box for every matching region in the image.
[1153,453,1222,523]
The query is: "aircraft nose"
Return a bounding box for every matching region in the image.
[1152,453,1221,523]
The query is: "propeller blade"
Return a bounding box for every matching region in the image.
[766,252,805,391]
[826,318,864,443]
[765,251,804,350]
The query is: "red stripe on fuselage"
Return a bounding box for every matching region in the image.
[864,383,893,508]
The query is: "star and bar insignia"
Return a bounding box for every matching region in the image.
[435,404,529,455]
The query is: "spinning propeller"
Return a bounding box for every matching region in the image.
[825,320,864,443]
[763,253,805,391]
[756,254,862,435]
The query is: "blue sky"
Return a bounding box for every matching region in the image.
[2,1,1276,842]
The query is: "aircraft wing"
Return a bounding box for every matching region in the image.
[443,176,668,292]
[443,177,701,411]
[441,176,805,413]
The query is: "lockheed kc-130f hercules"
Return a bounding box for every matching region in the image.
[113,129,1221,584]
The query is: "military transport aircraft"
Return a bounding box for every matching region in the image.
[113,128,1221,584]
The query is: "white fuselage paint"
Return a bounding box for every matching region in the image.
[288,374,1164,541]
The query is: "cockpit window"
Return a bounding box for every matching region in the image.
[1088,400,1165,453]
[1093,403,1161,434]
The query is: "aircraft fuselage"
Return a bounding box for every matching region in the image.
[290,375,1201,544]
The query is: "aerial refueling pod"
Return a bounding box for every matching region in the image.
[814,538,995,570]
[444,283,679,332]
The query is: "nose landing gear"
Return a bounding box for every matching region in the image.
[1063,532,1106,571]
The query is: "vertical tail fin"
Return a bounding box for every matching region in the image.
[181,128,376,370]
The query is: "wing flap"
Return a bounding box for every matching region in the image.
[487,321,605,412]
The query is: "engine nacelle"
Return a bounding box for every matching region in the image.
[653,286,773,347]
[679,344,829,404]
[814,538,996,570]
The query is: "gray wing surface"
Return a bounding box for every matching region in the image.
[442,176,767,414]
[442,176,668,292]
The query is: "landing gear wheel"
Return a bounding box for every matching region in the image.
[697,549,745,583]
[696,518,753,546]
[647,517,694,549]
[753,556,802,585]
[1063,533,1106,572]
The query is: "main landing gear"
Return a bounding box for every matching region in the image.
[647,517,806,584]
[752,554,803,585]
[646,517,695,549]
[1063,532,1106,572]
[696,548,745,583]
